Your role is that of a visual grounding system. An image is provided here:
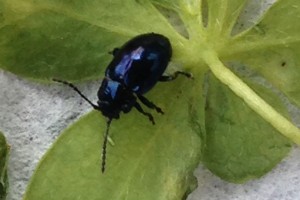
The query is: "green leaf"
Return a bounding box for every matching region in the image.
[203,73,291,182]
[150,0,181,10]
[206,0,247,37]
[0,131,9,200]
[0,0,183,81]
[223,0,300,107]
[24,77,203,200]
[150,0,300,182]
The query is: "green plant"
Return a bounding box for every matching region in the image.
[1,0,300,199]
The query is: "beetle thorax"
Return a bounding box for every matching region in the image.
[97,78,136,119]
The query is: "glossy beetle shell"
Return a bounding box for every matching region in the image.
[105,33,172,94]
[97,33,172,119]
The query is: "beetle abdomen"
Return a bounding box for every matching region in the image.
[105,33,172,94]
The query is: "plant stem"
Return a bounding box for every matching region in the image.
[202,49,300,145]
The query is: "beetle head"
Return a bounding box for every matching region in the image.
[97,78,136,119]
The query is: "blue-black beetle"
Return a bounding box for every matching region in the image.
[53,33,191,172]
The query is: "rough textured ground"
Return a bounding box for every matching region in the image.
[1,1,300,199]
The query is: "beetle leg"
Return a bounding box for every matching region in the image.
[137,95,164,114]
[134,102,155,125]
[52,78,100,110]
[159,71,193,82]
[108,48,120,56]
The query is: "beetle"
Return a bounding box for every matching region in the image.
[53,33,191,173]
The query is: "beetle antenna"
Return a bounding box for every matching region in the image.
[102,118,112,173]
[52,78,99,109]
